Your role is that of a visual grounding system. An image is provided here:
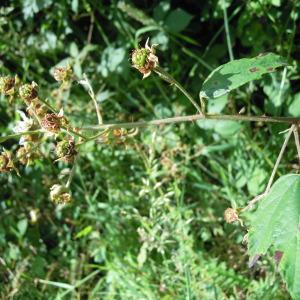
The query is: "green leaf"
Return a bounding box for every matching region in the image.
[165,8,193,33]
[75,226,93,239]
[288,92,300,117]
[200,53,287,100]
[248,174,300,299]
[17,218,28,236]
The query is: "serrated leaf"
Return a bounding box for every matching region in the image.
[248,174,300,299]
[200,53,287,100]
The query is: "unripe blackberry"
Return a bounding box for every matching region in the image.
[19,82,38,102]
[56,140,77,163]
[131,38,159,79]
[131,48,148,69]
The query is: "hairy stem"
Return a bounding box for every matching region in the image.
[83,114,300,131]
[154,66,203,115]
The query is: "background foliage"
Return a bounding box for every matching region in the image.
[0,0,300,299]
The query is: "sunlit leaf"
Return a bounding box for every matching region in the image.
[200,53,287,99]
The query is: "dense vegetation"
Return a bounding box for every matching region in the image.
[0,1,300,299]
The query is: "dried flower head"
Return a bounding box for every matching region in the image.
[0,150,14,173]
[41,111,65,133]
[16,144,39,166]
[0,76,16,95]
[224,208,239,224]
[55,139,77,163]
[50,184,71,204]
[53,65,73,82]
[131,38,158,79]
[28,99,47,117]
[16,147,29,165]
[19,82,39,103]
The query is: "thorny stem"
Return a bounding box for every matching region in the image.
[82,74,103,125]
[83,114,300,131]
[242,125,295,211]
[154,66,203,115]
[62,127,88,140]
[2,114,299,144]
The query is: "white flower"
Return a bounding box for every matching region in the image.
[13,111,34,145]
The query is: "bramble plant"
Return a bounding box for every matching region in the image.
[1,36,300,299]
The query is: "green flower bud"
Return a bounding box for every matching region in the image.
[50,184,71,204]
[19,82,38,102]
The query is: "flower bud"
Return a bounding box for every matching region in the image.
[50,184,71,204]
[19,82,39,102]
[224,208,239,224]
[0,76,15,95]
[0,151,14,173]
[53,65,73,82]
[56,140,77,163]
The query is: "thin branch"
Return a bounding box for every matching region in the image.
[0,130,41,144]
[242,125,295,211]
[265,125,295,193]
[154,66,203,115]
[82,114,300,131]
[81,74,103,125]
[87,13,95,43]
[222,0,234,61]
